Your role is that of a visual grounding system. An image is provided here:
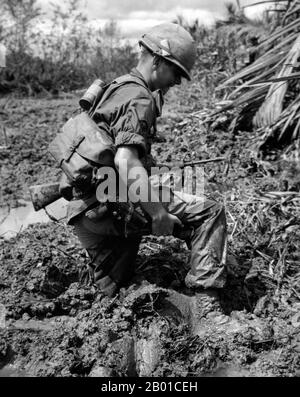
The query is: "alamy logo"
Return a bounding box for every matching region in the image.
[95,160,205,203]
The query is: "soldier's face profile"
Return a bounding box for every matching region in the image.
[154,58,182,90]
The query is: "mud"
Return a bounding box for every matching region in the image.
[0,87,299,377]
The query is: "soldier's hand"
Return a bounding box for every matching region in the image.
[151,209,182,236]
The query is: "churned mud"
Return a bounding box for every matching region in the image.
[0,86,299,377]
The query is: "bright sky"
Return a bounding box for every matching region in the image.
[36,0,276,37]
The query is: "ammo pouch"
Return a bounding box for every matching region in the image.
[48,112,116,191]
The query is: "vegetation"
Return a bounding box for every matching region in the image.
[1,0,299,148]
[0,0,138,95]
[218,0,300,149]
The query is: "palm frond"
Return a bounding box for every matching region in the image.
[217,0,300,148]
[254,33,300,127]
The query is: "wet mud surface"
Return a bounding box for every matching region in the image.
[0,87,300,377]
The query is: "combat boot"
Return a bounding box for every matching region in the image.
[188,288,230,337]
[190,288,222,318]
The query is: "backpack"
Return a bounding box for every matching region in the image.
[48,74,153,199]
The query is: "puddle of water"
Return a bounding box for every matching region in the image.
[0,198,68,239]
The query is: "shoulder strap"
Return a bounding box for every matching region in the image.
[114,73,150,92]
[89,73,154,117]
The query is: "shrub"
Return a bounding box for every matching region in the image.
[0,0,138,95]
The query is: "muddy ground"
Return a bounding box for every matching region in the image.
[0,82,300,377]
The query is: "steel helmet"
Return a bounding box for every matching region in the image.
[139,23,197,81]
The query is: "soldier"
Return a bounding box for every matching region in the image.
[67,23,228,307]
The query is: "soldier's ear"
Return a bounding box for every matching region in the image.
[152,55,162,70]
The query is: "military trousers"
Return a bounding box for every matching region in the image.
[72,189,228,297]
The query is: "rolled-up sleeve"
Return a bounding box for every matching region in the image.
[112,97,154,158]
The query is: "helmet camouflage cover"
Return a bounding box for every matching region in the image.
[139,23,197,81]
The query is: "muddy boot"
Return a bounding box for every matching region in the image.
[94,275,118,298]
[79,263,118,298]
[188,288,229,337]
[190,288,222,317]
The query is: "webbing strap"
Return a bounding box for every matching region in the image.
[90,73,153,117]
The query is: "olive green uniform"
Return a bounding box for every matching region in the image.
[69,69,228,296]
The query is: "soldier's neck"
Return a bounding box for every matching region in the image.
[136,65,155,91]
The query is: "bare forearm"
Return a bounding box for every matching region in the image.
[116,155,166,217]
[114,146,181,235]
